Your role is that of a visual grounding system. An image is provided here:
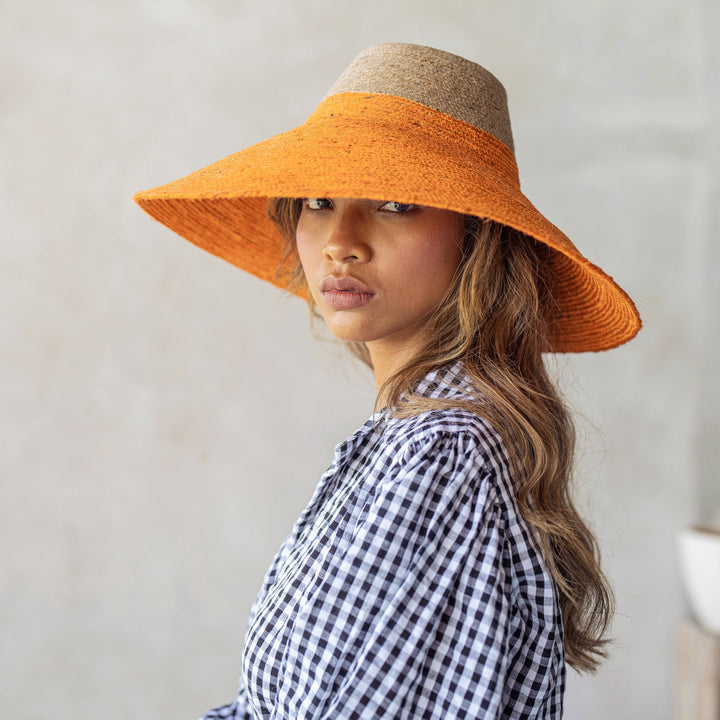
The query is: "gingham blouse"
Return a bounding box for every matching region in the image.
[202,364,565,719]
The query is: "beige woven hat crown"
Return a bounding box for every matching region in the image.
[134,42,641,352]
[327,43,515,152]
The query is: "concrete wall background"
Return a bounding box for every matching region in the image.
[1,1,717,718]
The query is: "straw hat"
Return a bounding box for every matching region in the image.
[134,42,641,352]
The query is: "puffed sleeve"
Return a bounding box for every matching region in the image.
[280,430,517,720]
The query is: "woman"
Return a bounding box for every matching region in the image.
[135,43,641,719]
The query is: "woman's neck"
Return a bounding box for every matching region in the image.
[367,340,421,408]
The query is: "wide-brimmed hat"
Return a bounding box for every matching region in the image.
[134,42,641,352]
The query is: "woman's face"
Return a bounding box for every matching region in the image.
[296,197,464,361]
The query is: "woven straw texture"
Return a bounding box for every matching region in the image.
[134,43,641,352]
[327,43,515,152]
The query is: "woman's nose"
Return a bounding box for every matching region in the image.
[322,206,371,264]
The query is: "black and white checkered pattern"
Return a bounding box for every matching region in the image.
[202,364,565,719]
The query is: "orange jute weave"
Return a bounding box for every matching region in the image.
[134,43,641,352]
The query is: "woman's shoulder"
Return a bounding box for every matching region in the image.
[384,404,497,447]
[378,404,509,481]
[379,361,508,465]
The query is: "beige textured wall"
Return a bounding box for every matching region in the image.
[2,1,717,718]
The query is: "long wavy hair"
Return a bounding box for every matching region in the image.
[268,197,614,673]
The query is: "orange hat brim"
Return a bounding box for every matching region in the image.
[134,92,641,352]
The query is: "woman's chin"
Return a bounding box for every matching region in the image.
[324,325,375,344]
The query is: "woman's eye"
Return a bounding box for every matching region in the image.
[304,198,332,211]
[381,201,415,213]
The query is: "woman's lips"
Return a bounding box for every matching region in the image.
[319,275,375,309]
